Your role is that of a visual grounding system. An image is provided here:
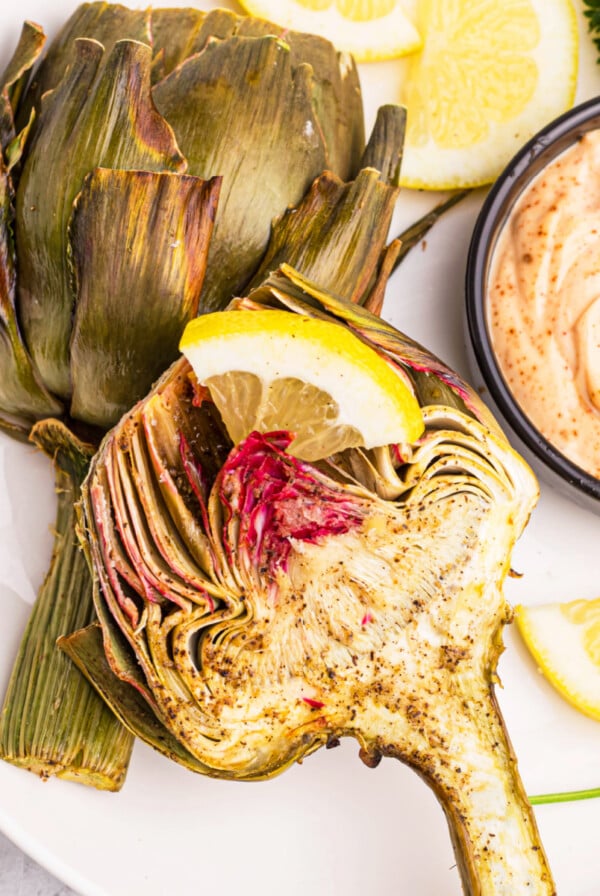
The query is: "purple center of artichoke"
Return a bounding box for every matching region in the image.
[217,430,367,577]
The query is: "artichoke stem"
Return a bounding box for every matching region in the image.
[0,419,134,790]
[381,685,555,896]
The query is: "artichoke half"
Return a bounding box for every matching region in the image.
[0,2,404,789]
[67,270,554,895]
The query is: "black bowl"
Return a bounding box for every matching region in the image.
[465,96,600,513]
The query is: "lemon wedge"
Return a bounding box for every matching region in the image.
[237,0,422,62]
[179,309,424,461]
[399,0,578,189]
[515,598,600,722]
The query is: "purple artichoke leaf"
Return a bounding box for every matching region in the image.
[243,264,502,433]
[141,381,231,575]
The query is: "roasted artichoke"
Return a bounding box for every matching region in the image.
[0,2,404,787]
[65,270,553,895]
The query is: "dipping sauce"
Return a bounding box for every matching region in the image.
[487,130,600,478]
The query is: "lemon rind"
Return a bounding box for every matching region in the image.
[515,603,600,722]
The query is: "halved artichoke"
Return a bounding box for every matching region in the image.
[67,270,554,895]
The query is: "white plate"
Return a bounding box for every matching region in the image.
[1,2,600,894]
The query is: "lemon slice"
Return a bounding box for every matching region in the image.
[179,309,424,461]
[237,0,422,62]
[515,598,600,721]
[399,0,578,189]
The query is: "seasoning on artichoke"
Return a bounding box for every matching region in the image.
[0,2,406,789]
[65,269,553,894]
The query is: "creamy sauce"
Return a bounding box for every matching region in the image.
[488,130,600,477]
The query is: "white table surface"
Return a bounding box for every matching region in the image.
[0,830,77,896]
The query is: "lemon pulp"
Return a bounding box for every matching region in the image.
[180,309,424,461]
[399,0,578,189]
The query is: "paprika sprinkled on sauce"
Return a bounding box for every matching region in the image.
[487,130,600,477]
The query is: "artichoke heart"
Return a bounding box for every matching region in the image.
[70,278,553,895]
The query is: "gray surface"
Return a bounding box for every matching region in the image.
[0,831,78,896]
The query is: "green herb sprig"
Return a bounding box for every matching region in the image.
[584,0,600,60]
[530,786,600,805]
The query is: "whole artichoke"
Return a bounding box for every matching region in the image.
[0,2,378,436]
[0,2,404,787]
[66,269,553,895]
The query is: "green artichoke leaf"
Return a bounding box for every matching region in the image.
[68,167,221,429]
[16,37,186,402]
[0,419,134,790]
[248,167,401,307]
[150,7,208,82]
[0,156,62,437]
[281,33,363,182]
[155,7,364,181]
[3,109,36,178]
[360,104,406,187]
[152,34,328,311]
[0,21,46,158]
[18,2,151,124]
[59,622,262,777]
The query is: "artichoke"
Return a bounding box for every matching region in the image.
[0,2,404,787]
[65,267,553,894]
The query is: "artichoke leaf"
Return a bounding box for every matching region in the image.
[139,383,232,579]
[360,104,406,187]
[0,419,133,790]
[0,156,62,436]
[248,167,401,306]
[273,26,363,181]
[18,2,151,125]
[16,37,186,401]
[3,108,36,177]
[361,238,402,316]
[152,34,327,311]
[0,21,46,158]
[68,167,220,428]
[59,623,222,776]
[157,7,364,181]
[150,7,208,82]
